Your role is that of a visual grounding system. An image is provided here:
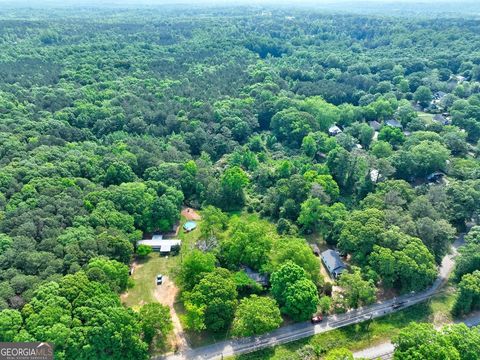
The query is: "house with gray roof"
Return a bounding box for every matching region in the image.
[321,249,347,279]
[433,114,451,126]
[385,119,403,128]
[369,120,382,131]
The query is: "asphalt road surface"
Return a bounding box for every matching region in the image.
[158,235,465,360]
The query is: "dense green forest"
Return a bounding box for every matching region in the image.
[0,5,480,359]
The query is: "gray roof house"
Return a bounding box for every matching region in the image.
[242,266,268,286]
[433,114,451,126]
[385,119,403,128]
[433,91,447,100]
[321,249,347,279]
[369,120,382,131]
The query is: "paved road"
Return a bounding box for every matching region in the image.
[158,236,465,360]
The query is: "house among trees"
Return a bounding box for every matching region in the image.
[385,119,403,128]
[328,125,342,136]
[321,249,347,279]
[242,266,269,286]
[369,120,382,131]
[137,235,181,254]
[427,172,445,183]
[433,114,451,126]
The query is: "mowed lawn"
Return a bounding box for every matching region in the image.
[417,111,434,122]
[122,216,202,309]
[121,253,179,309]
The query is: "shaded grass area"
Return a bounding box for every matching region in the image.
[233,290,456,360]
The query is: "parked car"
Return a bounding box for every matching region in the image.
[156,274,163,285]
[311,314,323,324]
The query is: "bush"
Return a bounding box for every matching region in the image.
[137,244,152,258]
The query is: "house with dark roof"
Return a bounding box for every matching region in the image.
[427,171,445,183]
[433,91,447,100]
[242,266,268,287]
[321,249,347,279]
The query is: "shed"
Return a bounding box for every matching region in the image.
[137,236,181,254]
[433,114,450,126]
[321,249,347,279]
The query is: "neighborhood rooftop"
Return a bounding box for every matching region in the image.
[321,249,347,279]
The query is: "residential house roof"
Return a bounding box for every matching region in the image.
[433,114,450,125]
[328,125,342,136]
[369,121,382,131]
[242,266,268,286]
[385,119,403,128]
[321,249,346,278]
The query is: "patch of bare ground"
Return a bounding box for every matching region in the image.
[153,275,189,352]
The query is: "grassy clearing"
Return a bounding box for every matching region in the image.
[417,111,434,122]
[233,290,456,360]
[121,253,179,309]
[122,216,201,309]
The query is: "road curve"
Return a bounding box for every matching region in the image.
[157,236,465,360]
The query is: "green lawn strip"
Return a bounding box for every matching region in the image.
[232,290,456,360]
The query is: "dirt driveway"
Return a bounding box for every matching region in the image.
[154,276,189,351]
[181,207,201,221]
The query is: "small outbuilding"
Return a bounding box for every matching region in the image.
[321,249,347,279]
[310,243,321,256]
